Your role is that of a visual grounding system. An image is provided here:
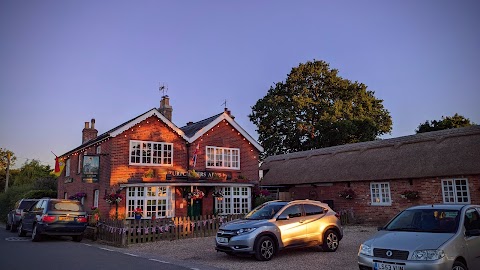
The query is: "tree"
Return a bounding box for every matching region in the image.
[13,159,54,187]
[0,148,16,170]
[249,60,392,157]
[416,114,475,133]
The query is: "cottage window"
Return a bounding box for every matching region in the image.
[370,182,391,206]
[126,186,174,219]
[77,154,82,174]
[93,189,99,208]
[96,146,101,154]
[65,159,71,177]
[442,178,470,204]
[129,140,173,166]
[206,146,240,170]
[215,187,250,214]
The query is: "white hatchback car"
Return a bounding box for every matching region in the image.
[358,204,480,270]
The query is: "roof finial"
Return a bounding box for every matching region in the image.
[221,99,227,109]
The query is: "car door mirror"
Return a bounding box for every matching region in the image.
[466,229,480,237]
[277,214,290,221]
[377,226,384,231]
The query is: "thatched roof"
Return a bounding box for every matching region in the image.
[260,126,480,186]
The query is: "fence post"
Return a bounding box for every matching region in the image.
[121,220,128,247]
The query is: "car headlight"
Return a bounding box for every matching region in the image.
[235,228,257,235]
[411,250,445,260]
[358,244,373,256]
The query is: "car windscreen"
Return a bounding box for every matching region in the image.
[245,202,287,220]
[19,200,38,209]
[49,201,84,212]
[385,209,460,233]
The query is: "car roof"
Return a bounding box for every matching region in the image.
[406,204,480,211]
[266,199,331,208]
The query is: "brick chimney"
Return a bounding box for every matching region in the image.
[224,108,235,119]
[159,95,173,121]
[82,118,98,144]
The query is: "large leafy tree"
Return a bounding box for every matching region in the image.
[13,159,54,186]
[0,148,16,170]
[249,60,392,157]
[416,114,475,133]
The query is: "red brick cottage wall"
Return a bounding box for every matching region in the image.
[290,174,480,225]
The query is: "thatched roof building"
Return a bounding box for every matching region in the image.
[260,125,480,186]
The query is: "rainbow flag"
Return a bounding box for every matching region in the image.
[54,157,66,176]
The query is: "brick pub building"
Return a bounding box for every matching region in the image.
[56,96,263,219]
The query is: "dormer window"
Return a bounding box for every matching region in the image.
[129,140,173,166]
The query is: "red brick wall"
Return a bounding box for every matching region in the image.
[290,174,480,226]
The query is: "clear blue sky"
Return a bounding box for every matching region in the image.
[1,0,479,169]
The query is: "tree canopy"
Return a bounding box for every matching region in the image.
[249,60,392,157]
[0,147,16,170]
[416,113,475,133]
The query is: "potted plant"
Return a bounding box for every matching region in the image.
[143,169,155,179]
[400,190,419,200]
[134,207,143,220]
[90,206,100,223]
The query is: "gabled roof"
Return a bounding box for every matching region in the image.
[260,125,480,186]
[61,108,264,157]
[180,112,264,152]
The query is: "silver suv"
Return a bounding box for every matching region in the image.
[358,204,480,270]
[215,200,343,261]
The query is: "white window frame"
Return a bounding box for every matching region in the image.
[65,159,71,177]
[442,178,470,204]
[96,146,101,154]
[215,187,251,214]
[370,182,391,206]
[126,186,175,219]
[93,189,99,208]
[77,154,82,174]
[129,140,173,166]
[206,146,240,170]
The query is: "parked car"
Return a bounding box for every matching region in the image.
[215,200,343,261]
[358,204,480,270]
[6,198,39,232]
[17,198,88,242]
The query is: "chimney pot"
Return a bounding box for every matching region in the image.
[84,122,89,129]
[91,118,95,129]
[187,121,194,126]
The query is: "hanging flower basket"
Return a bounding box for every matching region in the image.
[104,193,123,205]
[339,189,355,199]
[187,189,205,200]
[400,190,419,200]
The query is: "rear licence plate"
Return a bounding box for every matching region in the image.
[58,216,74,221]
[217,237,228,244]
[374,262,404,270]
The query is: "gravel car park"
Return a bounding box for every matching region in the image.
[128,225,377,270]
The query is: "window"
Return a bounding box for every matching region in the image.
[129,140,173,166]
[370,182,391,206]
[206,146,240,169]
[93,190,99,208]
[442,178,470,203]
[65,159,71,177]
[96,146,101,154]
[464,208,480,231]
[215,187,251,214]
[64,192,68,199]
[77,154,82,174]
[304,204,325,216]
[281,205,303,218]
[126,186,174,219]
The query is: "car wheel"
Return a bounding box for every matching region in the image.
[322,229,339,252]
[72,235,83,242]
[452,261,467,270]
[254,236,275,261]
[17,222,26,237]
[31,224,42,242]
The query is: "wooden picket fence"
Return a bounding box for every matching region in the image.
[92,210,353,247]
[93,214,243,247]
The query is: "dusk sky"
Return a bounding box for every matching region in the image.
[1,0,479,169]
